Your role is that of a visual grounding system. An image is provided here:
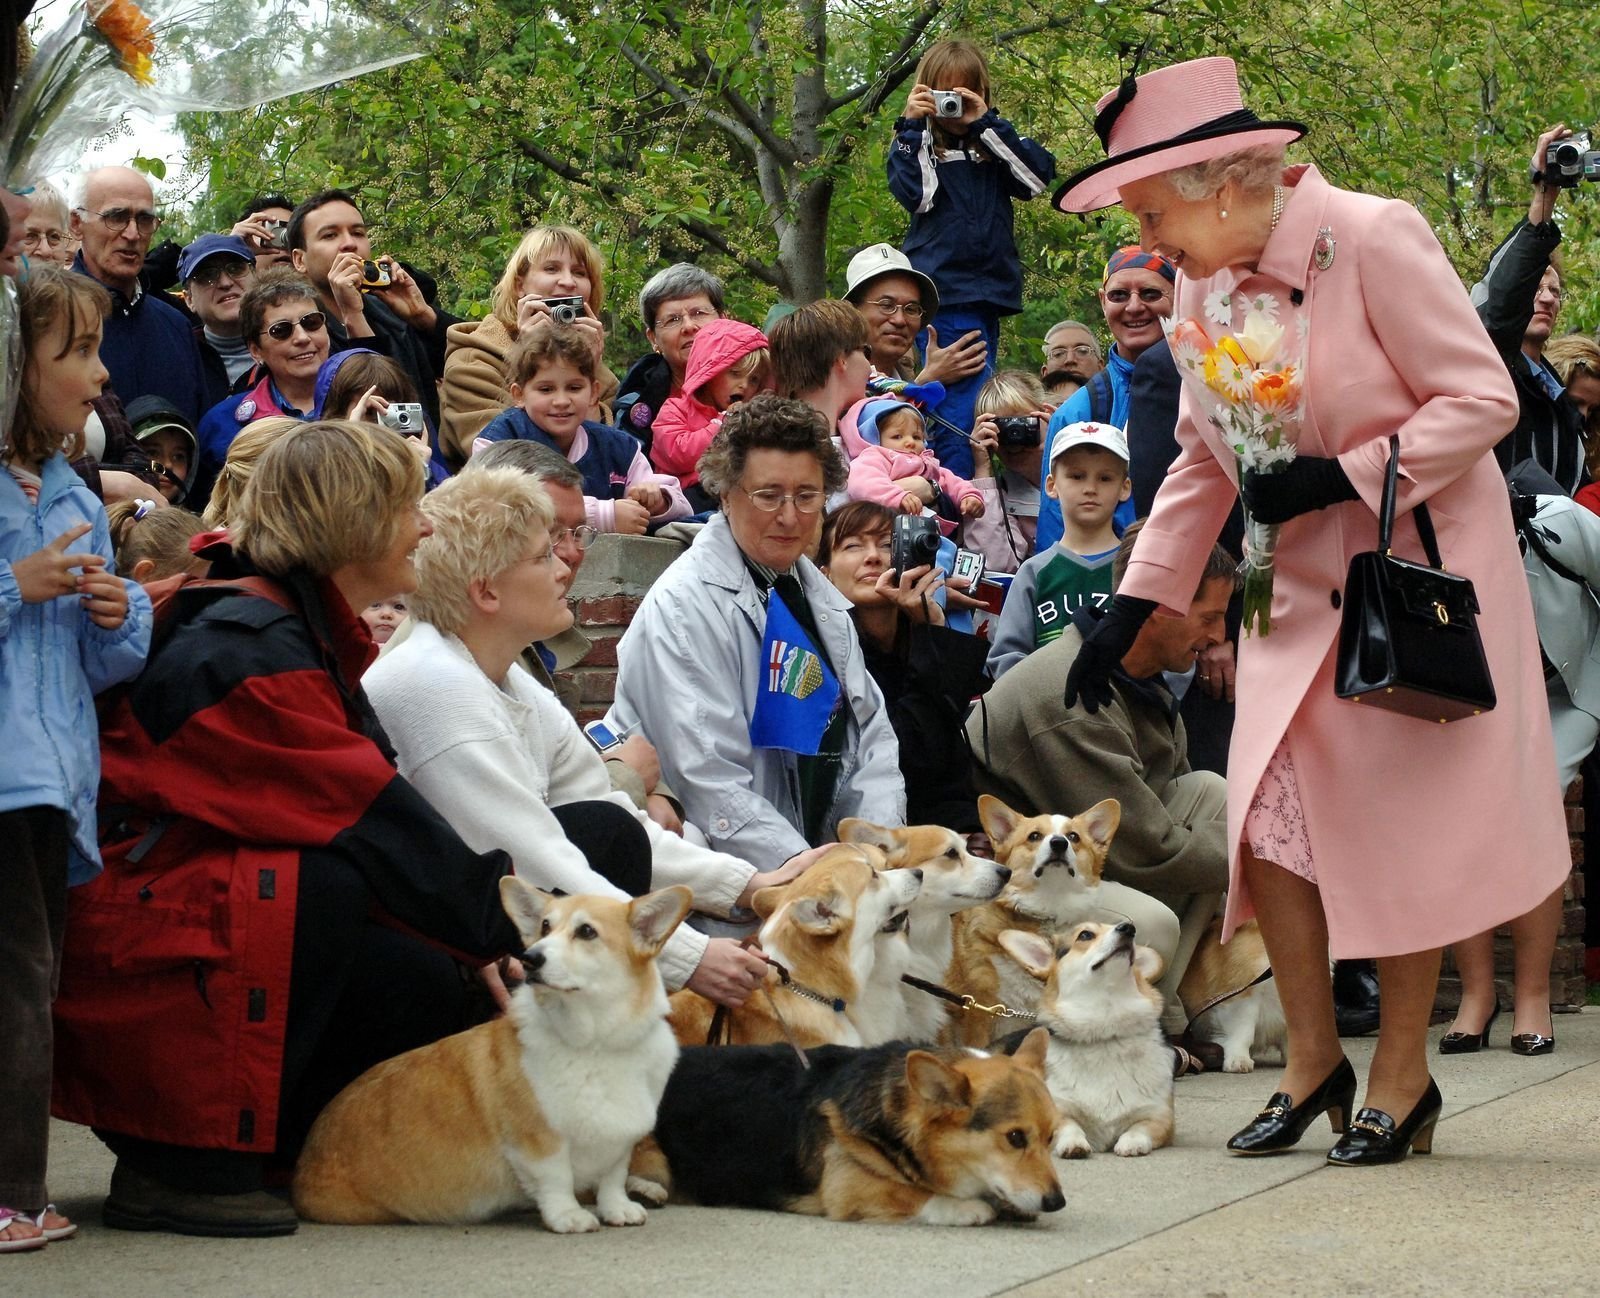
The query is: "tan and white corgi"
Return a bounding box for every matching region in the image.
[666,845,923,1049]
[1000,921,1175,1158]
[1177,917,1285,1073]
[292,880,692,1233]
[839,819,1013,1042]
[948,794,1120,1045]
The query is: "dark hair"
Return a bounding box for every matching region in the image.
[468,439,585,490]
[769,299,869,398]
[1113,519,1238,594]
[817,500,895,568]
[238,267,320,342]
[240,193,294,222]
[287,188,362,253]
[506,325,597,387]
[696,393,847,499]
[8,267,112,467]
[321,352,420,421]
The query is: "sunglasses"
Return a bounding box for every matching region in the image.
[190,258,252,288]
[261,311,327,341]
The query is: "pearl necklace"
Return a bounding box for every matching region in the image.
[1270,185,1287,231]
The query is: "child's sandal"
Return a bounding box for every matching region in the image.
[31,1206,77,1242]
[0,1208,48,1253]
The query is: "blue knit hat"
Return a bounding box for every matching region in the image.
[855,397,926,446]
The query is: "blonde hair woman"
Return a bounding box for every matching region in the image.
[439,224,617,465]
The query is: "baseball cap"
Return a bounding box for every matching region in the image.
[126,394,197,450]
[842,244,940,317]
[1048,420,1129,467]
[178,233,256,283]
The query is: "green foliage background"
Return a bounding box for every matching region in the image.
[168,0,1600,372]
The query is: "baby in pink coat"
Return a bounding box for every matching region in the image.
[847,398,985,532]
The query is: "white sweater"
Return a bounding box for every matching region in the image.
[364,620,756,988]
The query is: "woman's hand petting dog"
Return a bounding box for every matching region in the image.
[686,938,773,1008]
[737,843,834,909]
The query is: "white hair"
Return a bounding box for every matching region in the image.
[1165,145,1285,201]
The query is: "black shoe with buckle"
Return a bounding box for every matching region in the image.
[1326,1078,1442,1167]
[1226,1057,1357,1156]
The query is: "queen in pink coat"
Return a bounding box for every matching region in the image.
[1055,57,1568,1168]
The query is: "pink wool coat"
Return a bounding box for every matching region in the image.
[1118,165,1569,958]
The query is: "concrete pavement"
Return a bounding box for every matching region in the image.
[13,1010,1598,1297]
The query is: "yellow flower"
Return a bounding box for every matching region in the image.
[90,0,158,86]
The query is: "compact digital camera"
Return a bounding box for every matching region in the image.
[263,219,290,251]
[545,295,586,324]
[378,402,425,434]
[1544,132,1600,188]
[994,415,1041,448]
[933,90,964,119]
[951,547,985,589]
[360,258,393,289]
[891,513,942,579]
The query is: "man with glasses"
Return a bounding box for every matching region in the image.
[1040,319,1103,397]
[179,233,260,409]
[70,166,208,423]
[1035,247,1176,553]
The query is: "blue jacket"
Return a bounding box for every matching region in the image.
[477,407,637,500]
[887,111,1055,314]
[1035,347,1138,552]
[190,373,301,514]
[72,253,209,426]
[0,454,152,882]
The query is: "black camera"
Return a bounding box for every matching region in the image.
[1544,132,1600,188]
[994,415,1041,448]
[933,90,964,119]
[545,295,585,324]
[891,514,942,579]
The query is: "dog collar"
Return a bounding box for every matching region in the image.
[780,980,848,1014]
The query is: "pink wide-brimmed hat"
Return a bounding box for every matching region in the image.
[1054,57,1306,214]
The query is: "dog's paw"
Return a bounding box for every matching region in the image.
[1113,1130,1154,1157]
[1051,1130,1093,1160]
[541,1204,601,1234]
[625,1175,668,1206]
[1222,1053,1256,1074]
[597,1196,648,1227]
[917,1195,996,1227]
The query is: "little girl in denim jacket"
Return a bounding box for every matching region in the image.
[0,267,151,1251]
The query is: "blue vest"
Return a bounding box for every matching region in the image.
[476,408,638,499]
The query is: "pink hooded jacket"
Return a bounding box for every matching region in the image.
[650,319,769,485]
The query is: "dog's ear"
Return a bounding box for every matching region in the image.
[837,819,901,858]
[751,884,786,919]
[1132,943,1165,983]
[998,929,1055,981]
[906,1051,972,1111]
[788,892,848,934]
[499,876,555,943]
[1010,1027,1050,1078]
[977,794,1020,846]
[1077,798,1121,850]
[628,886,694,958]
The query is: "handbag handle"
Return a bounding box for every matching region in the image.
[1377,434,1445,570]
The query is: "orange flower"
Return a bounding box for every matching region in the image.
[1168,317,1214,354]
[90,0,157,86]
[1253,366,1301,411]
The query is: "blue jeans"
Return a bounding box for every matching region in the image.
[918,306,998,478]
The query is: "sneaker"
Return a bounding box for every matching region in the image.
[103,1163,298,1238]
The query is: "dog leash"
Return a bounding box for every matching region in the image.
[704,940,821,1069]
[1183,966,1274,1031]
[899,973,1037,1022]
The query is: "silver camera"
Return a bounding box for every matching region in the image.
[544,295,585,324]
[378,402,425,434]
[934,90,963,119]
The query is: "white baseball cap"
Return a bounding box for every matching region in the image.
[843,244,940,316]
[1048,420,1130,467]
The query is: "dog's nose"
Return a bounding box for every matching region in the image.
[995,866,1012,883]
[909,868,923,882]
[1041,1186,1066,1214]
[1114,922,1135,937]
[523,949,545,973]
[1049,835,1069,854]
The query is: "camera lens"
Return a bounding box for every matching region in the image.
[1553,141,1581,166]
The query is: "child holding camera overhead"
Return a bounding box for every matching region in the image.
[887,38,1056,477]
[965,369,1053,574]
[846,398,984,532]
[986,421,1130,679]
[473,327,691,535]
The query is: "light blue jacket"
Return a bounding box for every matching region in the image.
[1,455,152,882]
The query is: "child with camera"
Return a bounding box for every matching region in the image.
[965,369,1054,574]
[887,39,1056,477]
[473,326,691,535]
[986,421,1130,679]
[846,397,984,531]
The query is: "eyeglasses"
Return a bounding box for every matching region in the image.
[22,229,65,250]
[655,306,718,331]
[190,258,253,288]
[550,524,598,551]
[76,206,161,236]
[863,296,926,321]
[738,485,826,514]
[519,546,557,568]
[261,311,327,341]
[1045,343,1098,360]
[1102,287,1170,305]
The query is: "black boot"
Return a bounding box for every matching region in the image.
[1332,959,1381,1037]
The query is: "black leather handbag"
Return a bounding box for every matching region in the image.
[1335,436,1496,723]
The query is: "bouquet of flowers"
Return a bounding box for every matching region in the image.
[1164,291,1307,636]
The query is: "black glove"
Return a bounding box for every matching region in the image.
[1240,455,1359,525]
[1063,595,1157,714]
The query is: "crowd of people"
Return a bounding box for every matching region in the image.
[3,40,1598,1249]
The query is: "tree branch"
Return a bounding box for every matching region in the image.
[826,0,946,114]
[618,40,762,161]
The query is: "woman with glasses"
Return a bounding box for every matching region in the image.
[612,395,906,868]
[365,465,810,1012]
[191,269,331,511]
[612,263,728,447]
[20,180,71,266]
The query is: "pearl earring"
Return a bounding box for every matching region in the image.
[1220,209,1229,219]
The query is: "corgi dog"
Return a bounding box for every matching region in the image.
[666,845,923,1049]
[634,1029,1064,1225]
[839,819,1013,1043]
[1177,917,1285,1073]
[948,794,1120,1045]
[292,880,692,1233]
[999,921,1175,1159]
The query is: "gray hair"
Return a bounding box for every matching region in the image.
[466,438,584,491]
[1165,145,1286,201]
[27,179,70,226]
[1043,319,1101,359]
[639,262,725,332]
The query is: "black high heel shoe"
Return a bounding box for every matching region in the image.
[1326,1077,1442,1166]
[1226,1057,1357,1155]
[1439,1000,1500,1054]
[1510,1029,1555,1056]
